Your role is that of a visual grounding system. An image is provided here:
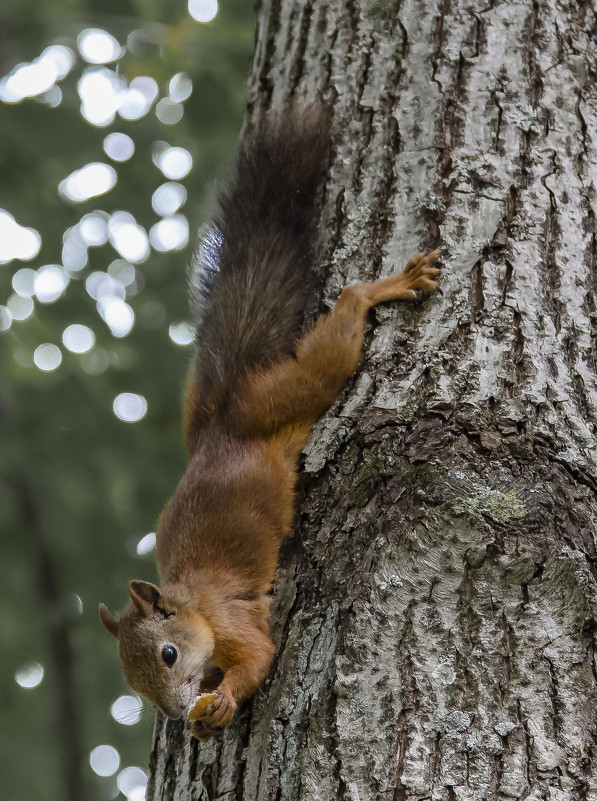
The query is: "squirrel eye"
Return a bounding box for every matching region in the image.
[156,605,175,619]
[161,644,178,667]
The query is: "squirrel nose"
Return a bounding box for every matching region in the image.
[157,702,181,720]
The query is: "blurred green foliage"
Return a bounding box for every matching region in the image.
[0,1,255,799]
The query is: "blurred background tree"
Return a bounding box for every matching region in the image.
[0,2,255,800]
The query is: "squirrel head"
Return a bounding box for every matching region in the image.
[99,580,216,719]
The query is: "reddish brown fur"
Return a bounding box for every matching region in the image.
[99,107,439,740]
[100,250,439,739]
[100,252,439,739]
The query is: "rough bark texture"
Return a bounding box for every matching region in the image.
[148,1,597,799]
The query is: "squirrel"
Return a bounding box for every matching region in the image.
[99,104,440,741]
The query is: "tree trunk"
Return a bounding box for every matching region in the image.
[148,1,597,799]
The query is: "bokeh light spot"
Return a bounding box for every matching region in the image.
[63,324,95,354]
[156,98,183,125]
[0,46,74,103]
[188,0,219,23]
[39,85,62,107]
[169,73,192,102]
[12,268,36,297]
[108,260,136,286]
[62,226,89,272]
[103,132,135,162]
[113,393,147,422]
[46,46,75,79]
[7,294,34,321]
[111,694,142,725]
[157,147,192,180]
[119,76,158,121]
[79,213,109,245]
[0,60,55,102]
[34,265,69,303]
[151,183,187,216]
[136,532,156,556]
[34,343,62,372]
[0,306,12,332]
[149,215,189,252]
[78,67,125,127]
[90,745,120,777]
[15,662,44,689]
[108,212,150,263]
[59,163,117,203]
[169,321,194,346]
[99,298,135,338]
[0,209,41,264]
[117,766,148,801]
[78,29,122,65]
[168,72,193,103]
[85,271,125,302]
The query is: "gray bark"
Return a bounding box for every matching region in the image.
[148,1,597,799]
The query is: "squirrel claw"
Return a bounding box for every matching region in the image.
[186,718,219,742]
[401,251,441,294]
[187,689,236,731]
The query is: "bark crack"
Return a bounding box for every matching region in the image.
[257,0,282,108]
[517,698,534,788]
[288,0,313,94]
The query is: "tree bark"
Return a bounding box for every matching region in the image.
[148,1,597,799]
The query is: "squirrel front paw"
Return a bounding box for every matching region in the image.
[186,718,219,742]
[187,690,237,732]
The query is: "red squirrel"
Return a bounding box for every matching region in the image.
[99,105,440,741]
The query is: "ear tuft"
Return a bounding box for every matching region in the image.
[128,580,161,615]
[99,604,119,638]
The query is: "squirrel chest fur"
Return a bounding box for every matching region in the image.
[99,105,440,741]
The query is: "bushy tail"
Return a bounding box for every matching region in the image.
[189,104,331,416]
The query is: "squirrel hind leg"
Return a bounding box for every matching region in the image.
[231,250,441,442]
[364,250,441,306]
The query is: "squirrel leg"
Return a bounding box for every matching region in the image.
[187,625,275,736]
[235,250,439,441]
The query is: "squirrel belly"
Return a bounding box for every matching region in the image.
[99,105,441,741]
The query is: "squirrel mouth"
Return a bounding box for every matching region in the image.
[186,664,223,713]
[159,701,185,720]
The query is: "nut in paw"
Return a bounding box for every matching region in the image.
[188,692,218,722]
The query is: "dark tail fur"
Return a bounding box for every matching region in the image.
[189,104,331,415]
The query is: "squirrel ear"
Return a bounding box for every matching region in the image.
[99,604,119,638]
[128,580,161,615]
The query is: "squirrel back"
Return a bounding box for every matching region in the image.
[188,105,331,429]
